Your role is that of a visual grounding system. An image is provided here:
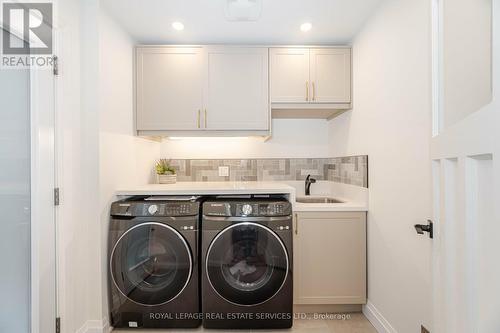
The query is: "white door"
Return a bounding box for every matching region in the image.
[310,48,351,103]
[136,47,204,131]
[204,46,269,131]
[270,48,310,103]
[0,29,56,333]
[431,1,499,332]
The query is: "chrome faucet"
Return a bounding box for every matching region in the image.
[305,175,316,196]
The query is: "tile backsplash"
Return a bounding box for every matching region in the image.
[168,156,368,188]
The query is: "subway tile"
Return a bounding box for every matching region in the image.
[165,155,368,188]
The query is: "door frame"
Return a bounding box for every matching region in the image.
[30,58,57,333]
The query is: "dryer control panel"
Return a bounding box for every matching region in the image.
[203,199,291,217]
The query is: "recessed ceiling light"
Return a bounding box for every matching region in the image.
[172,21,184,31]
[300,22,312,32]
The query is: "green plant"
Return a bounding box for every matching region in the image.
[155,159,176,175]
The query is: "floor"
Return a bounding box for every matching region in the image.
[113,313,377,333]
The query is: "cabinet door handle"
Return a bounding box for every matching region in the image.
[204,109,207,128]
[312,82,316,101]
[306,81,309,101]
[197,110,201,128]
[294,213,298,235]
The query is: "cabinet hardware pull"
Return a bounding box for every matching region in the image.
[312,82,316,101]
[197,110,201,128]
[306,81,309,101]
[204,109,207,128]
[294,213,298,235]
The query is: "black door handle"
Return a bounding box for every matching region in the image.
[414,220,433,239]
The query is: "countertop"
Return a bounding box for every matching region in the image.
[115,181,295,196]
[116,181,368,212]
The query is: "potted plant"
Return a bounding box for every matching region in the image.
[155,159,177,184]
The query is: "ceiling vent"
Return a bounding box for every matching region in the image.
[224,0,262,21]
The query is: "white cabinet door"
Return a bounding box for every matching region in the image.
[204,47,269,130]
[270,48,310,103]
[294,212,366,305]
[310,48,351,103]
[136,47,204,131]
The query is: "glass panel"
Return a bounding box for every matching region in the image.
[441,0,492,129]
[111,223,192,305]
[0,30,31,333]
[207,223,289,305]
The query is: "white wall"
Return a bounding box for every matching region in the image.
[160,119,330,159]
[98,7,161,328]
[328,0,433,332]
[81,0,102,327]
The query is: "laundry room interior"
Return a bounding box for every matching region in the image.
[1,0,499,333]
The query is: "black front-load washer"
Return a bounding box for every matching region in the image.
[202,197,293,329]
[108,196,202,329]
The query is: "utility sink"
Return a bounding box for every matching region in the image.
[296,196,344,204]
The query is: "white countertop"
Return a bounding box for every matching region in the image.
[116,181,367,212]
[116,181,295,196]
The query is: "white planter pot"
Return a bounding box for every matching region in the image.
[157,174,177,184]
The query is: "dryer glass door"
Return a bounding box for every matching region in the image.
[206,222,289,306]
[110,222,192,306]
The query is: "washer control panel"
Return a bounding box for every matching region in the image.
[111,200,199,217]
[142,202,196,216]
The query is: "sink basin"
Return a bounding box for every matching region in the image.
[296,196,344,204]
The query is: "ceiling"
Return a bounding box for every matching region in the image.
[101,0,384,44]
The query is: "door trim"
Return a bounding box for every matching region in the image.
[30,59,57,333]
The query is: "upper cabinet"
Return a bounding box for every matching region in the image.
[270,48,310,103]
[135,45,352,137]
[204,47,269,131]
[309,48,351,103]
[270,47,352,119]
[136,46,269,136]
[136,47,204,131]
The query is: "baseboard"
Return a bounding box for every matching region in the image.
[362,300,397,333]
[76,319,112,333]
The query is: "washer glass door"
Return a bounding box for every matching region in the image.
[206,222,289,306]
[110,222,192,306]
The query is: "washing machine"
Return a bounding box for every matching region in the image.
[108,196,202,329]
[202,196,293,329]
